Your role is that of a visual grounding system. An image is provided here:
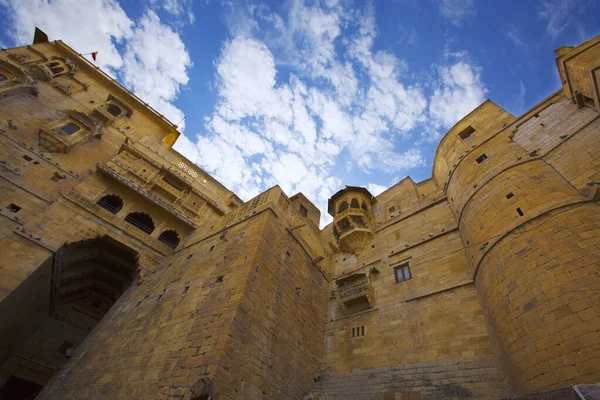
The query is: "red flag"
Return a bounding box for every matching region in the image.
[91,51,98,61]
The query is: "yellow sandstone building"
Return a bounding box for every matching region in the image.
[0,31,599,400]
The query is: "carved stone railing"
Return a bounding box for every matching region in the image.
[98,164,199,228]
[335,207,371,223]
[339,282,373,305]
[63,189,173,255]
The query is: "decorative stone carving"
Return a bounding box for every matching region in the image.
[328,186,376,253]
[30,57,76,81]
[0,59,39,100]
[38,110,101,153]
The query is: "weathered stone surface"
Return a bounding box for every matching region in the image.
[0,32,599,400]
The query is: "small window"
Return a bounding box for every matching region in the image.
[394,263,412,283]
[0,74,7,82]
[7,203,21,213]
[22,155,33,162]
[338,201,348,213]
[516,208,524,217]
[458,125,475,140]
[350,198,360,208]
[50,172,65,182]
[352,326,365,337]
[96,194,123,214]
[476,154,488,164]
[124,212,155,234]
[50,66,65,75]
[158,230,180,249]
[299,204,308,217]
[389,206,395,213]
[105,103,122,117]
[47,62,60,68]
[506,192,514,199]
[59,122,80,135]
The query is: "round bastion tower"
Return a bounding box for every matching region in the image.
[433,86,600,396]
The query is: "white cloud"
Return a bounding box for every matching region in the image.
[0,0,132,74]
[149,0,195,24]
[429,60,486,130]
[437,0,476,26]
[517,81,526,113]
[186,2,438,227]
[367,183,388,197]
[506,24,530,52]
[120,10,191,127]
[537,0,577,40]
[0,0,191,130]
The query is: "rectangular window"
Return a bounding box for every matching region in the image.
[352,326,365,337]
[394,263,412,284]
[476,154,488,164]
[299,204,308,217]
[22,155,33,162]
[458,125,475,140]
[7,203,21,213]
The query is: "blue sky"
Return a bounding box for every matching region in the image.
[1,0,599,225]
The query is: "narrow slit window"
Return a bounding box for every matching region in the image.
[506,192,515,199]
[394,263,412,284]
[458,125,475,140]
[516,208,524,216]
[22,155,33,162]
[476,154,488,164]
[352,327,355,337]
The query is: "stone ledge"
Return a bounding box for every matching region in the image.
[404,280,474,302]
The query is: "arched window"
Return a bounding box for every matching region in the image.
[124,212,155,234]
[105,103,122,117]
[96,194,123,214]
[158,230,180,249]
[361,202,368,211]
[338,201,348,213]
[59,122,80,135]
[350,198,360,208]
[0,74,7,83]
[47,62,60,68]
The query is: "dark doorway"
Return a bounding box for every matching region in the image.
[0,376,43,400]
[0,236,138,396]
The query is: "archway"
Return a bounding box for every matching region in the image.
[0,236,138,398]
